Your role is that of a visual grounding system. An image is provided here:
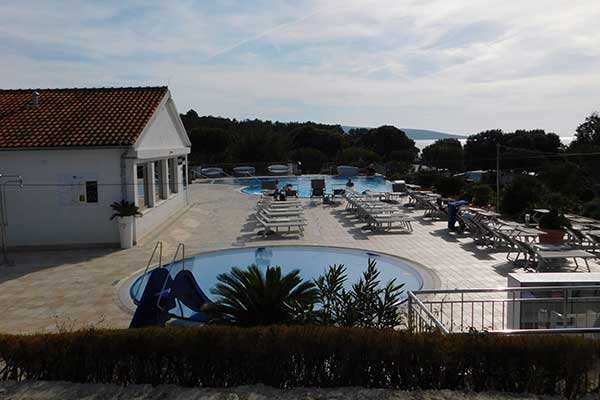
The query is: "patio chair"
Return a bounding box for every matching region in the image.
[310,179,326,198]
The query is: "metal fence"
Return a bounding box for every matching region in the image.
[407,285,600,335]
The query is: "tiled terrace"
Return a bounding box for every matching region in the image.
[1,182,598,334]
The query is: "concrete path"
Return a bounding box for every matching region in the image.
[0,183,597,334]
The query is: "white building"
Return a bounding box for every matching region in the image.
[0,86,191,248]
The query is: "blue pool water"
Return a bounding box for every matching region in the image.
[213,175,392,198]
[130,246,424,320]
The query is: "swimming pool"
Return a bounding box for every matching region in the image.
[213,175,392,198]
[130,245,426,320]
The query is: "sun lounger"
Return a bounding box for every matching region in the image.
[258,207,304,218]
[368,214,414,232]
[509,238,595,272]
[567,227,600,254]
[255,213,306,237]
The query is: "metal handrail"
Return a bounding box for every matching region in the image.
[412,285,600,294]
[408,291,450,334]
[488,327,600,335]
[133,241,163,302]
[408,285,600,335]
[157,243,185,311]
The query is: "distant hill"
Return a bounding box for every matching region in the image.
[341,126,464,140]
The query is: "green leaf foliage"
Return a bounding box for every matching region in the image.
[207,265,317,326]
[0,326,597,396]
[109,200,142,220]
[314,260,404,329]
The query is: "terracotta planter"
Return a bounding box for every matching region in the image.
[538,228,565,244]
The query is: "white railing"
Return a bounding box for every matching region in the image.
[407,285,600,335]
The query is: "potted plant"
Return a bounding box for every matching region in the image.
[538,209,569,244]
[110,200,142,249]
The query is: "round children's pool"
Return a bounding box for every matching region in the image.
[130,245,427,320]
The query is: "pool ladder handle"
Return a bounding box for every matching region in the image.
[156,242,186,311]
[132,241,163,304]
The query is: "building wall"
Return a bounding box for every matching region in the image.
[0,148,123,247]
[0,95,191,248]
[132,159,188,241]
[128,96,191,243]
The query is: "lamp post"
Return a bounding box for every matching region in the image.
[496,144,500,213]
[0,174,23,266]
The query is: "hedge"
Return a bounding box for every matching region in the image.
[0,326,598,397]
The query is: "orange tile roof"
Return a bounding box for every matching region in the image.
[0,86,168,148]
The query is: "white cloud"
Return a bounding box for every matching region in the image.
[1,0,599,135]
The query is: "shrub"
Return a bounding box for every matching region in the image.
[314,260,404,328]
[463,184,494,207]
[384,160,411,180]
[0,327,597,396]
[538,210,570,230]
[583,198,600,220]
[434,176,464,197]
[206,265,317,326]
[500,175,546,216]
[409,170,441,189]
[542,193,575,213]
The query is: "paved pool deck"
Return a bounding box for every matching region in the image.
[0,182,598,334]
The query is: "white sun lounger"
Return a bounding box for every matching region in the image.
[256,213,306,237]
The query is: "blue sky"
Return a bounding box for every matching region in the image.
[1,0,599,136]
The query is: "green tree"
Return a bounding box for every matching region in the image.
[187,127,235,164]
[573,112,600,145]
[228,131,288,163]
[289,147,328,173]
[421,138,464,171]
[336,147,381,167]
[568,112,600,184]
[500,175,547,216]
[464,129,503,171]
[207,265,317,326]
[538,161,594,202]
[290,125,344,158]
[355,125,418,162]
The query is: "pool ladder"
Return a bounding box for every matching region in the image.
[132,241,186,309]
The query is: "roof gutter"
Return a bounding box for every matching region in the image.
[0,145,132,152]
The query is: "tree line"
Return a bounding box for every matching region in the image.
[181,110,600,216]
[180,111,417,174]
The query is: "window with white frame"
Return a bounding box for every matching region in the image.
[136,164,148,208]
[168,158,177,194]
[154,161,165,201]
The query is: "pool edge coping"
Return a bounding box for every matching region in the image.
[117,244,442,316]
